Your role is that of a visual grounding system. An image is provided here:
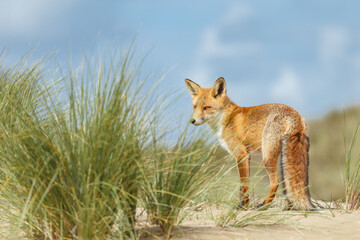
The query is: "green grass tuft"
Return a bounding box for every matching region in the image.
[343,120,360,210]
[0,49,154,239]
[140,127,227,237]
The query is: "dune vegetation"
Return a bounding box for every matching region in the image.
[0,49,231,239]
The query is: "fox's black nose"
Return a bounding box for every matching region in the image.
[190,119,196,124]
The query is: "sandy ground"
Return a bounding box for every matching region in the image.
[2,205,360,239]
[140,208,360,240]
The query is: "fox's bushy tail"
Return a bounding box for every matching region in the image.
[280,132,315,210]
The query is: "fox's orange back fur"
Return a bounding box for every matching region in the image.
[185,77,314,210]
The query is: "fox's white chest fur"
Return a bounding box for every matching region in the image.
[208,111,232,154]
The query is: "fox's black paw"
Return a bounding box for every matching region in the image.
[236,201,249,210]
[236,204,248,210]
[254,202,269,210]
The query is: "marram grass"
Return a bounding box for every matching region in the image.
[343,120,360,210]
[140,126,227,237]
[0,49,231,239]
[0,50,154,239]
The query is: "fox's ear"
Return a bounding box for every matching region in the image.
[211,77,226,98]
[185,78,200,97]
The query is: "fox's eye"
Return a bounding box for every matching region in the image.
[203,106,211,111]
[193,105,197,109]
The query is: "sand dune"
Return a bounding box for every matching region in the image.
[141,209,360,240]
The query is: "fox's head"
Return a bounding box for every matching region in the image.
[185,77,228,126]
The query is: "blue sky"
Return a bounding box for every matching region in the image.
[1,0,360,118]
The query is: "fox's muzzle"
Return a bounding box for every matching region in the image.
[190,118,204,125]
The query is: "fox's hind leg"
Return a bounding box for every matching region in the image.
[257,117,282,209]
[259,146,280,209]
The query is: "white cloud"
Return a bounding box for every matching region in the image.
[270,68,303,106]
[0,0,77,38]
[318,26,349,63]
[199,26,260,59]
[191,2,260,85]
[220,2,253,26]
[189,64,212,86]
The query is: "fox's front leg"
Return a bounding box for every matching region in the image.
[234,148,251,209]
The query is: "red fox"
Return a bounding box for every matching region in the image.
[185,77,315,210]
